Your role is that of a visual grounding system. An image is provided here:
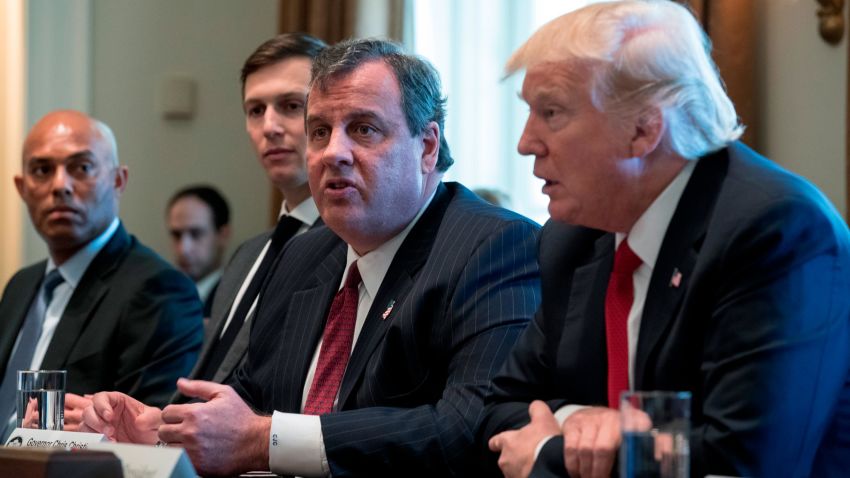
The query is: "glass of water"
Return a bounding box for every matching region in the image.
[620,391,691,478]
[16,370,66,430]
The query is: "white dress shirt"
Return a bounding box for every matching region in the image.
[31,217,121,369]
[268,191,436,477]
[217,198,320,340]
[196,269,223,305]
[535,160,697,458]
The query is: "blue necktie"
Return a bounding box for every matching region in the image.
[0,269,65,438]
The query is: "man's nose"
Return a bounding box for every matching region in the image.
[320,129,354,167]
[263,110,284,138]
[50,166,72,198]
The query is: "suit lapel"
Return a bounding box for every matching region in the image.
[0,266,45,372]
[634,152,728,385]
[277,241,346,413]
[562,233,614,404]
[41,225,130,369]
[337,184,450,409]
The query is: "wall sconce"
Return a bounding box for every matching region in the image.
[817,0,845,45]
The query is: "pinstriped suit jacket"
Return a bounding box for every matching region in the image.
[231,182,541,477]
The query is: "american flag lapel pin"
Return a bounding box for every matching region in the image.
[670,268,682,288]
[382,300,395,320]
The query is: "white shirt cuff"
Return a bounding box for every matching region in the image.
[269,411,329,477]
[554,404,588,426]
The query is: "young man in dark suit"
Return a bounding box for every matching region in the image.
[483,2,850,477]
[86,39,542,476]
[74,34,327,427]
[0,110,203,438]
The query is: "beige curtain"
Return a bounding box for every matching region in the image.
[0,0,25,285]
[684,0,758,148]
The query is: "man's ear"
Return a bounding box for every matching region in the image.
[420,121,440,174]
[14,175,24,199]
[630,107,665,158]
[113,165,129,195]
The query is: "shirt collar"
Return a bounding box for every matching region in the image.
[342,189,438,299]
[46,217,121,288]
[616,159,697,269]
[196,269,223,298]
[279,198,320,227]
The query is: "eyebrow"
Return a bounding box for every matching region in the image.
[28,150,96,163]
[306,108,384,126]
[243,91,307,109]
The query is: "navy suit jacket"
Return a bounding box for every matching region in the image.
[232,182,541,476]
[0,224,203,408]
[481,143,850,477]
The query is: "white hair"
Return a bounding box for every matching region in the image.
[507,0,743,159]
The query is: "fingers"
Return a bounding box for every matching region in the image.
[563,407,621,478]
[489,431,508,452]
[528,400,554,423]
[91,393,118,422]
[591,417,620,478]
[65,393,91,409]
[175,378,229,401]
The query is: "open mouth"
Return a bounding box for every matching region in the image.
[326,179,354,190]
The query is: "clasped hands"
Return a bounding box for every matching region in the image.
[488,401,623,478]
[77,378,271,477]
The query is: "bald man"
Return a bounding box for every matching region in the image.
[0,110,203,437]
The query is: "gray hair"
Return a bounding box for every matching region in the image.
[507,0,743,159]
[309,38,453,172]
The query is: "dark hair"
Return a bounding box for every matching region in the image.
[240,32,327,96]
[310,38,454,172]
[167,185,230,230]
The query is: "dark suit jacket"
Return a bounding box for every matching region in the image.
[231,182,541,477]
[177,218,324,400]
[481,142,850,477]
[0,224,204,409]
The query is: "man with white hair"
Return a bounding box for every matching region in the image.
[483,1,850,477]
[0,110,203,438]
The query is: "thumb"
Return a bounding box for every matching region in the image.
[176,378,228,401]
[528,400,554,422]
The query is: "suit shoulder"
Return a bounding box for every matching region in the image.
[443,182,541,234]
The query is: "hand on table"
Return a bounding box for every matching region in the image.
[158,378,271,477]
[79,391,162,444]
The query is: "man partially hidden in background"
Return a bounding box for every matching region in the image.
[166,184,231,315]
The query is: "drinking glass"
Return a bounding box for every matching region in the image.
[16,370,66,430]
[620,390,690,478]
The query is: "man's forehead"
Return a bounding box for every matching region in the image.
[244,58,311,100]
[307,63,401,116]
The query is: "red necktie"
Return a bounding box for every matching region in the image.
[303,261,362,415]
[605,239,642,409]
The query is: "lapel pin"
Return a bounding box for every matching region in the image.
[382,300,395,320]
[670,268,682,288]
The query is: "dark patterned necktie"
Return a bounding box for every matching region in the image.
[605,239,641,409]
[197,215,302,381]
[303,261,361,415]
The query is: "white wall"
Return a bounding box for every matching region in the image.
[90,0,280,262]
[756,0,847,217]
[22,0,280,267]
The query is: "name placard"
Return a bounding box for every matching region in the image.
[88,441,197,478]
[4,428,107,449]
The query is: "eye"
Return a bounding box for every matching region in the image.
[29,164,52,178]
[247,104,265,118]
[282,101,304,114]
[309,126,330,142]
[352,123,377,137]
